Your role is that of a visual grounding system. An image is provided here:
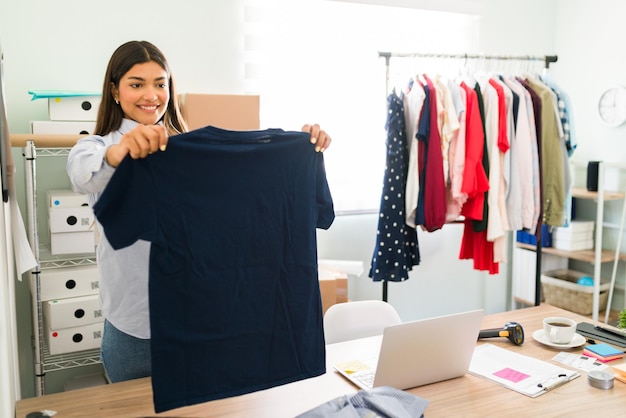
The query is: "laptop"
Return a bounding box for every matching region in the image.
[333,309,484,390]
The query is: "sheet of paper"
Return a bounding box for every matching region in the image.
[552,352,609,372]
[335,359,373,374]
[469,344,580,397]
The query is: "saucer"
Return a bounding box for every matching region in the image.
[532,329,586,348]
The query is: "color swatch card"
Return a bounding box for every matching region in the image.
[469,344,580,398]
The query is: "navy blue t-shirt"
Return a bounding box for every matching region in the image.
[93,126,334,412]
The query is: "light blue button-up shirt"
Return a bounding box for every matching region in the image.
[67,119,152,338]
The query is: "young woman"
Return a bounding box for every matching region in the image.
[66,40,331,383]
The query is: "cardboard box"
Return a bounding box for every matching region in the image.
[319,277,337,315]
[45,322,103,355]
[180,93,260,131]
[31,120,96,135]
[319,272,349,314]
[48,95,101,121]
[43,294,103,329]
[47,189,90,208]
[336,277,348,304]
[50,231,96,255]
[49,206,94,233]
[317,259,360,313]
[39,265,99,301]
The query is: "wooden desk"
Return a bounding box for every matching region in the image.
[15,304,626,417]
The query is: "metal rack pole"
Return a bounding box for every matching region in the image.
[24,140,45,395]
[604,171,626,324]
[592,163,606,321]
[378,52,558,69]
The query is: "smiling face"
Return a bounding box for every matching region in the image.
[111,60,169,126]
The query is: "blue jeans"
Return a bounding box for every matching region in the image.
[101,319,151,383]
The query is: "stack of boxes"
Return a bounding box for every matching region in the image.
[552,220,595,251]
[48,190,96,255]
[30,92,100,135]
[43,190,102,355]
[35,90,103,354]
[41,265,102,355]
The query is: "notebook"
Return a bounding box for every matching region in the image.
[333,309,484,390]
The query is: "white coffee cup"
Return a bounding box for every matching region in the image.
[543,316,577,344]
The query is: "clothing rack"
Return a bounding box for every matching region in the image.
[378,51,558,68]
[377,51,558,304]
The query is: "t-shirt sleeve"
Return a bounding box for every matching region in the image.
[315,153,335,230]
[93,155,158,249]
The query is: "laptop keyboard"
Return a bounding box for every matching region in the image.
[352,370,375,388]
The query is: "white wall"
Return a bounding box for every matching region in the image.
[0,0,250,134]
[553,0,626,164]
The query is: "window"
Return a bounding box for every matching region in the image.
[244,0,479,213]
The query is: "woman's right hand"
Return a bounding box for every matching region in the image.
[105,124,168,167]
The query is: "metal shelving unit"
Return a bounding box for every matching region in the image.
[515,162,626,322]
[23,140,99,396]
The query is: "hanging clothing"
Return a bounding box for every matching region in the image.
[541,75,577,156]
[435,75,461,186]
[525,78,565,227]
[471,82,490,234]
[459,82,489,222]
[458,82,497,274]
[517,77,545,233]
[503,77,537,232]
[369,91,420,282]
[93,126,335,413]
[376,57,574,276]
[420,74,447,232]
[480,78,507,263]
[445,84,467,222]
[541,74,575,227]
[404,79,426,228]
[415,78,430,227]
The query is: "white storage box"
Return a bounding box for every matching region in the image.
[553,221,595,251]
[48,189,90,208]
[553,221,594,239]
[38,265,99,301]
[553,238,594,251]
[50,231,95,255]
[49,206,94,233]
[48,95,101,121]
[31,120,96,135]
[43,294,103,329]
[553,229,594,242]
[45,322,103,355]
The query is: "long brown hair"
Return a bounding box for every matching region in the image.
[94,41,188,136]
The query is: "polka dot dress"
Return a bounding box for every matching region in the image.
[369,91,420,282]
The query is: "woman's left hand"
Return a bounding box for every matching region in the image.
[302,123,331,152]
